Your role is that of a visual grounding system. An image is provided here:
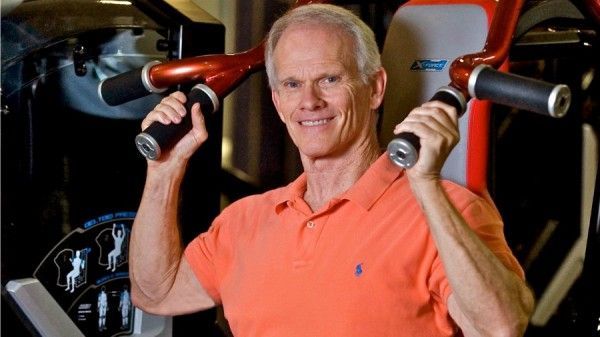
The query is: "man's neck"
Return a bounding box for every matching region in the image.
[301,141,381,212]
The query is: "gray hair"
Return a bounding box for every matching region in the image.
[265,4,381,88]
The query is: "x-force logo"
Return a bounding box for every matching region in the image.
[410,59,448,72]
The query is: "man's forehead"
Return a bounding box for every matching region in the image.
[276,22,350,50]
[274,28,353,64]
[276,59,346,77]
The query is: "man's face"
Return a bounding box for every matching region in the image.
[271,24,381,161]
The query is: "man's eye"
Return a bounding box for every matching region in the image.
[322,76,340,85]
[283,81,300,89]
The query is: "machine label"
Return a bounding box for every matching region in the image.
[410,59,448,72]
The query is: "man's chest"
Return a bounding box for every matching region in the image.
[218,204,442,335]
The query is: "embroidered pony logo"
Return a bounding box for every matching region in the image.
[354,263,364,277]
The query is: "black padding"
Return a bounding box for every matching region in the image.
[99,67,149,106]
[137,86,216,159]
[474,67,557,116]
[430,89,466,116]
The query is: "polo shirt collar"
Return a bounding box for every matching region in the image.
[275,152,404,213]
[342,152,404,210]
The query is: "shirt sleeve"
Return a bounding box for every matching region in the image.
[184,213,231,304]
[465,198,525,280]
[429,196,526,305]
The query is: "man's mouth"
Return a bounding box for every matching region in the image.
[299,117,334,126]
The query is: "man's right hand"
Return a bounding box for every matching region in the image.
[142,91,209,164]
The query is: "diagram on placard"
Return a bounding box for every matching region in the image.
[34,212,137,336]
[54,248,91,293]
[118,284,131,329]
[92,283,133,333]
[97,286,108,331]
[96,223,129,272]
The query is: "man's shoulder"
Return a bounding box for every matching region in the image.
[440,179,484,196]
[440,179,499,214]
[214,185,291,235]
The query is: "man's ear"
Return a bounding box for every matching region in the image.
[370,67,387,110]
[271,89,286,122]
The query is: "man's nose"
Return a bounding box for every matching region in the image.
[299,83,324,110]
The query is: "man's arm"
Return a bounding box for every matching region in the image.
[128,92,216,315]
[416,182,533,337]
[395,101,534,337]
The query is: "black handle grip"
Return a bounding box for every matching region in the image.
[135,84,220,160]
[387,86,466,168]
[98,60,166,106]
[468,64,571,118]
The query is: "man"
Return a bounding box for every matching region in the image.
[129,4,534,337]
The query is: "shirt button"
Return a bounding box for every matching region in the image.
[306,221,316,229]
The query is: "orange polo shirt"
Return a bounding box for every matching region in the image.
[185,153,524,337]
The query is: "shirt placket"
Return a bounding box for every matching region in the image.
[292,213,328,269]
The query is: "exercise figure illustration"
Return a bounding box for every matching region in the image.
[107,223,126,272]
[97,287,108,331]
[119,285,131,328]
[65,250,85,293]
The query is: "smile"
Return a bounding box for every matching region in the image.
[299,117,334,126]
